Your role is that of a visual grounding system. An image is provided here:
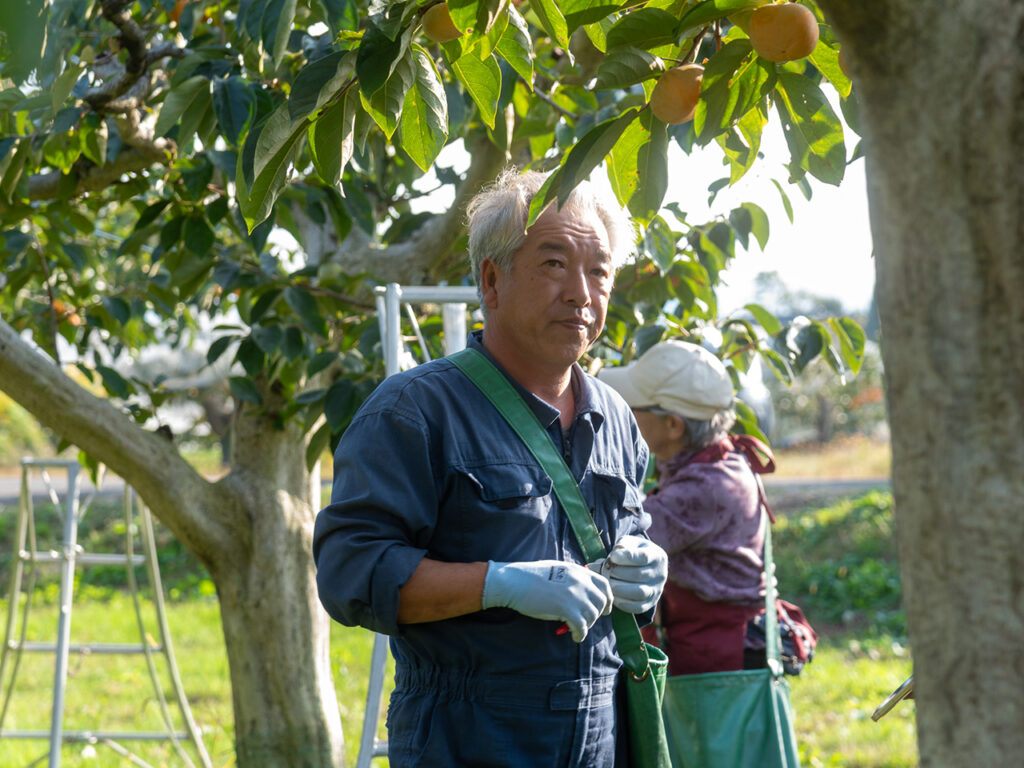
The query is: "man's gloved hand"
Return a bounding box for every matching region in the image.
[482,560,614,642]
[593,535,668,614]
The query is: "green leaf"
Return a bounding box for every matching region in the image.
[295,387,327,405]
[307,351,339,376]
[810,43,852,100]
[155,76,209,138]
[564,2,622,32]
[357,20,411,97]
[641,215,677,272]
[721,105,766,183]
[42,131,81,169]
[525,171,558,228]
[494,6,533,86]
[81,114,108,165]
[770,178,794,223]
[51,65,83,113]
[360,47,415,139]
[759,346,792,384]
[261,0,297,67]
[732,399,769,441]
[306,422,332,470]
[531,0,570,49]
[828,316,866,375]
[399,46,449,172]
[236,103,308,231]
[184,215,215,256]
[606,9,679,51]
[774,72,846,186]
[207,335,236,365]
[289,51,356,122]
[728,201,769,251]
[309,87,358,185]
[693,39,774,145]
[0,138,30,203]
[595,47,663,90]
[285,285,327,336]
[212,76,255,145]
[556,108,640,207]
[449,0,506,36]
[324,378,356,429]
[229,376,263,405]
[606,115,647,208]
[452,51,501,130]
[744,302,781,336]
[628,110,668,223]
[96,365,133,399]
[676,0,755,33]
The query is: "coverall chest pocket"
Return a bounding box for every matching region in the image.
[436,462,555,562]
[588,470,646,544]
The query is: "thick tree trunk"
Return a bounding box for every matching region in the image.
[213,408,342,766]
[0,322,344,766]
[819,2,1024,765]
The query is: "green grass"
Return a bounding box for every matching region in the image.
[0,490,917,767]
[0,594,391,767]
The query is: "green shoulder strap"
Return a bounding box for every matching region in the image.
[764,517,783,675]
[449,347,653,678]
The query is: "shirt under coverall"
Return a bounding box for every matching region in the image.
[313,333,652,767]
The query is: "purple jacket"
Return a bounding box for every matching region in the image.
[644,442,766,605]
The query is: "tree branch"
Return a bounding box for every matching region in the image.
[85,0,190,111]
[0,317,235,562]
[324,133,507,285]
[24,143,170,202]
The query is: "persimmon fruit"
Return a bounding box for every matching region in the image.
[649,64,704,125]
[422,3,462,43]
[748,3,819,63]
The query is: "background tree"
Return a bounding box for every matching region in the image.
[0,1,866,765]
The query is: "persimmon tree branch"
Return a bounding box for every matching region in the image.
[0,316,237,562]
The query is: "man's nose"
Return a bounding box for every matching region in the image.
[563,265,592,307]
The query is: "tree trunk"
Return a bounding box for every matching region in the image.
[0,322,344,766]
[212,407,342,766]
[818,2,1024,765]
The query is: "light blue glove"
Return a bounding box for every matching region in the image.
[482,560,614,642]
[594,535,668,614]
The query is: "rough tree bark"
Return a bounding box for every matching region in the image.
[818,2,1024,765]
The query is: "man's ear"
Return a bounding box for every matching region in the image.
[479,258,501,311]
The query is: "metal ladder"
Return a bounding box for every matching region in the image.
[0,459,213,768]
[354,284,478,768]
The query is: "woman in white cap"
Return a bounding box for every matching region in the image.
[598,339,775,675]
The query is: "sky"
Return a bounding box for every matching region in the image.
[661,120,876,315]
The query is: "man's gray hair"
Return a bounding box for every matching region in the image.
[466,167,636,292]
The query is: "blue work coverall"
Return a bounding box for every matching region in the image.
[313,333,652,767]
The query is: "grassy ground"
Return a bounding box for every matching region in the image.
[0,473,917,767]
[773,435,891,480]
[0,600,913,768]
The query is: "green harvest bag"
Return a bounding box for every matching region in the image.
[662,518,801,768]
[451,348,672,768]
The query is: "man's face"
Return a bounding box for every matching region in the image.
[481,206,614,373]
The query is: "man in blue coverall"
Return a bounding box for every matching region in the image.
[313,168,668,767]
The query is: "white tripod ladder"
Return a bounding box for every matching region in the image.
[0,459,212,768]
[354,284,479,768]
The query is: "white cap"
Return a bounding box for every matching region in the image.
[598,340,734,420]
